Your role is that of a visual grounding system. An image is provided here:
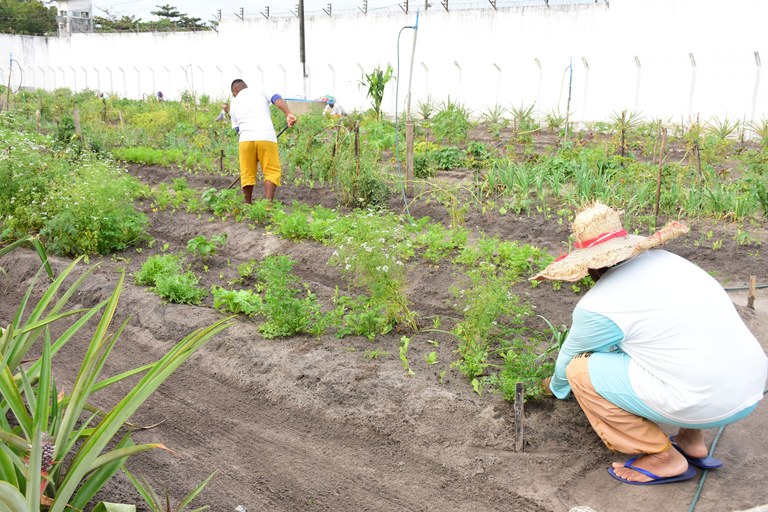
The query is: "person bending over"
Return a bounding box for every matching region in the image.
[229,78,296,203]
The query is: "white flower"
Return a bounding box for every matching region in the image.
[345,264,351,270]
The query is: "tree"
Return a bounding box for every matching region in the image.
[151,4,182,19]
[93,8,143,32]
[0,0,57,35]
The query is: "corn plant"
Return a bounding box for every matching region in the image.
[359,64,393,121]
[0,239,233,510]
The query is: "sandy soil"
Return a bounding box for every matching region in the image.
[1,159,767,512]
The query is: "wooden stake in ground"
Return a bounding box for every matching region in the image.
[514,382,524,452]
[748,275,757,309]
[406,122,414,197]
[73,109,83,141]
[354,121,360,177]
[654,127,667,228]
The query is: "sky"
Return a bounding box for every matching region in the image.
[89,0,413,21]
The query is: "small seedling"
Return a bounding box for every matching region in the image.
[187,233,227,260]
[399,336,415,376]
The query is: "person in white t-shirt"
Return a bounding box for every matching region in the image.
[534,202,767,486]
[229,78,297,204]
[322,96,347,117]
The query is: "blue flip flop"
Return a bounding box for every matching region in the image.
[669,436,724,469]
[607,457,697,485]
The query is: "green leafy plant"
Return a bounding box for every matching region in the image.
[0,238,232,510]
[509,102,537,134]
[211,286,263,316]
[399,335,415,376]
[414,95,436,120]
[330,211,417,330]
[135,254,183,286]
[359,64,393,120]
[186,234,227,261]
[432,98,472,145]
[433,146,464,170]
[255,255,322,338]
[154,271,206,305]
[124,468,216,512]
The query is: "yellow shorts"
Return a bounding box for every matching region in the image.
[238,140,281,187]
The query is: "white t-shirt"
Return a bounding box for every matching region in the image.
[577,250,767,423]
[230,86,278,143]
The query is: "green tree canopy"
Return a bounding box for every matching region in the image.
[0,0,57,35]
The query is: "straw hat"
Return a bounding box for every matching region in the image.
[533,202,689,282]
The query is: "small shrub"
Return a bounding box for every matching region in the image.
[154,271,206,305]
[135,253,182,286]
[187,234,227,260]
[211,286,263,316]
[434,146,463,170]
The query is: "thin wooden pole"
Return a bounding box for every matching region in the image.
[354,121,360,177]
[654,127,667,228]
[219,149,224,173]
[73,108,83,141]
[514,382,524,452]
[748,275,757,309]
[406,122,414,197]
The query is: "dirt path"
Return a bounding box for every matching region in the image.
[1,165,766,512]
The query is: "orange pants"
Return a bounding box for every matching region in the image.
[238,140,281,187]
[566,354,671,455]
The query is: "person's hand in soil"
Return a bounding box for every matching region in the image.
[541,376,554,396]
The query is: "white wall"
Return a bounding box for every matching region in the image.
[1,0,766,124]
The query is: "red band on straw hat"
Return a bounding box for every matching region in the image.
[574,229,628,249]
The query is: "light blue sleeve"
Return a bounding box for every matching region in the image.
[550,307,624,399]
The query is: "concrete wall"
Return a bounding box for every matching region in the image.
[1,0,766,124]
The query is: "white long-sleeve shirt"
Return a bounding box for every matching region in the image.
[552,250,767,426]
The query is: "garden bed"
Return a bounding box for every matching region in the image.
[2,160,766,511]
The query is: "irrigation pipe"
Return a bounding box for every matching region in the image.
[393,11,419,216]
[723,284,768,291]
[687,387,768,512]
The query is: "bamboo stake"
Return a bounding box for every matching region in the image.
[35,110,41,133]
[748,275,757,309]
[514,382,524,452]
[354,121,360,177]
[73,109,83,141]
[654,127,667,228]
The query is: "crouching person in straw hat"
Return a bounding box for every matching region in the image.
[535,202,767,485]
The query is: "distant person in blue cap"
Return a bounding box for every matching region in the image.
[323,96,347,117]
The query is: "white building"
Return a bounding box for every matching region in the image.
[56,0,93,35]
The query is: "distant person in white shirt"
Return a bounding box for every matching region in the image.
[323,96,347,117]
[229,78,296,204]
[535,202,767,486]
